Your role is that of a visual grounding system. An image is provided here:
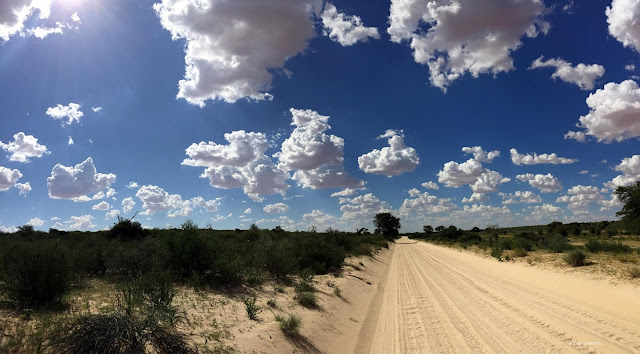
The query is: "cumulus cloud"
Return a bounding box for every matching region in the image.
[564,130,586,142]
[525,203,562,221]
[278,109,363,190]
[570,80,640,142]
[0,225,18,233]
[126,182,138,189]
[136,185,185,215]
[154,0,316,105]
[437,157,509,199]
[399,189,457,216]
[529,56,604,90]
[68,136,74,145]
[510,148,577,165]
[122,197,135,214]
[330,188,359,197]
[340,193,391,221]
[244,208,252,214]
[26,217,45,227]
[190,196,221,212]
[321,2,379,46]
[0,132,49,162]
[27,23,63,39]
[607,0,640,52]
[71,12,80,23]
[461,146,499,163]
[92,201,110,211]
[0,0,51,42]
[499,191,542,204]
[15,182,31,195]
[47,157,116,201]
[388,0,548,91]
[263,203,289,214]
[184,130,289,202]
[461,192,488,203]
[303,209,337,229]
[0,166,24,191]
[556,185,604,212]
[626,64,636,71]
[92,107,102,112]
[420,181,439,190]
[516,173,562,193]
[607,155,640,188]
[358,130,419,177]
[65,215,95,230]
[46,103,84,125]
[106,210,120,219]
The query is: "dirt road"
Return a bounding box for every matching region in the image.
[354,238,640,353]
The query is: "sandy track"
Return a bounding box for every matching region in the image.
[354,238,640,354]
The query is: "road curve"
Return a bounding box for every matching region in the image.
[355,237,640,354]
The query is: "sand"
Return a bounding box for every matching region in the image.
[353,237,640,354]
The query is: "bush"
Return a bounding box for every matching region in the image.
[2,242,71,307]
[490,246,503,261]
[139,269,175,309]
[296,292,317,307]
[242,296,262,321]
[109,215,147,240]
[584,239,632,254]
[628,267,640,278]
[564,250,587,267]
[275,314,302,335]
[542,234,571,253]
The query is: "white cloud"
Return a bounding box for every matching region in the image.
[516,173,563,193]
[136,185,184,215]
[462,192,488,203]
[510,148,577,165]
[0,132,49,162]
[190,196,221,212]
[263,203,289,214]
[26,217,45,227]
[340,193,391,221]
[607,0,640,52]
[50,217,59,221]
[321,2,379,46]
[92,107,102,112]
[27,24,63,39]
[421,181,439,190]
[0,166,23,191]
[0,0,51,42]
[571,80,640,142]
[461,146,499,163]
[437,157,509,199]
[529,56,604,90]
[244,208,252,214]
[47,157,116,201]
[212,215,226,222]
[399,189,457,215]
[71,12,80,23]
[185,130,289,201]
[564,130,586,142]
[499,191,542,204]
[278,109,363,190]
[106,210,120,219]
[153,0,316,105]
[579,170,588,175]
[122,197,135,214]
[168,206,193,218]
[126,182,138,189]
[599,193,622,211]
[607,155,640,188]
[556,185,604,212]
[15,182,31,195]
[626,64,636,71]
[330,188,359,197]
[92,201,110,211]
[65,215,95,230]
[525,203,562,222]
[388,0,548,91]
[0,225,18,233]
[563,1,574,12]
[68,136,74,145]
[358,130,420,177]
[46,103,84,125]
[470,170,511,194]
[303,209,337,228]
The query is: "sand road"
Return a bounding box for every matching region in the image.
[353,238,640,353]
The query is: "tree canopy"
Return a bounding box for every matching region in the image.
[614,181,640,232]
[374,213,401,239]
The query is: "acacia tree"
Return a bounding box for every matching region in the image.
[374,213,401,239]
[614,181,640,232]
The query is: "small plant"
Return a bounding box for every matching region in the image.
[333,287,342,298]
[326,280,335,288]
[564,250,587,267]
[616,254,639,263]
[21,308,34,321]
[526,257,534,266]
[296,292,317,307]
[490,246,503,261]
[274,285,285,293]
[267,299,277,308]
[242,295,262,321]
[359,261,365,267]
[628,267,640,279]
[275,313,302,336]
[513,248,528,257]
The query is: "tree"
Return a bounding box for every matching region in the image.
[374,213,401,239]
[423,225,433,234]
[614,181,640,232]
[435,225,445,232]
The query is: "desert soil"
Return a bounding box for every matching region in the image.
[351,237,640,354]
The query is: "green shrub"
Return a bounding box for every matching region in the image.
[585,239,632,254]
[490,246,503,261]
[628,267,640,278]
[513,248,528,257]
[275,314,302,335]
[139,270,175,309]
[2,242,71,307]
[109,215,147,240]
[296,292,317,307]
[242,296,262,321]
[564,250,587,267]
[543,234,571,253]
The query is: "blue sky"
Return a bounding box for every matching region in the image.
[2,0,640,233]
